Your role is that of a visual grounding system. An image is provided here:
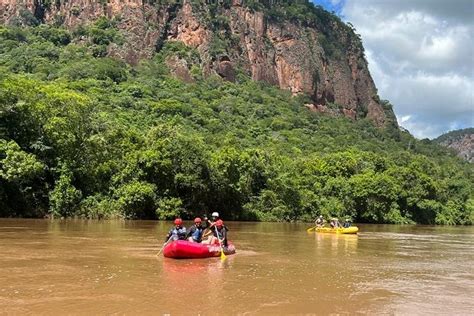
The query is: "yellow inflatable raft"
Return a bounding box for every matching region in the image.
[311,226,359,234]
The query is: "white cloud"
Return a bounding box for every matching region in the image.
[341,0,474,139]
[400,115,412,124]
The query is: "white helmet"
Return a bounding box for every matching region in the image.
[211,212,219,217]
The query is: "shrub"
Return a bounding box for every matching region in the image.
[155,197,184,220]
[115,181,157,219]
[49,170,83,218]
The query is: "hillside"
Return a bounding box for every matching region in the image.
[0,0,396,126]
[434,128,474,163]
[0,2,473,225]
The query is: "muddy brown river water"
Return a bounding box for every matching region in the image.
[0,219,473,315]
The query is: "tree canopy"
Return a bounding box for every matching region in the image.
[0,24,472,224]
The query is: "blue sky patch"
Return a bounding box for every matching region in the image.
[311,0,346,16]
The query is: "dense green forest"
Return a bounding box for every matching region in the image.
[0,22,473,224]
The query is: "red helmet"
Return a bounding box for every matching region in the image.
[216,219,224,227]
[194,217,202,223]
[174,218,183,225]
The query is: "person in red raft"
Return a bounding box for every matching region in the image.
[186,217,206,243]
[202,219,228,247]
[165,215,229,246]
[165,218,187,242]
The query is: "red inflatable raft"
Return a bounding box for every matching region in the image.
[163,240,236,259]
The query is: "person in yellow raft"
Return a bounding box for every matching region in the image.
[315,215,325,227]
[342,218,352,228]
[329,218,341,228]
[328,217,353,228]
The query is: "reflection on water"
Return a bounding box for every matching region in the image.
[312,232,359,253]
[161,258,230,288]
[0,219,473,315]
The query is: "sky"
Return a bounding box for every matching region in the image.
[313,0,474,139]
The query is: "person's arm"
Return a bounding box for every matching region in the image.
[165,229,172,242]
[208,222,216,233]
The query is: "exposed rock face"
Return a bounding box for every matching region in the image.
[168,1,209,49]
[434,128,474,163]
[165,55,194,83]
[216,56,236,82]
[0,0,395,126]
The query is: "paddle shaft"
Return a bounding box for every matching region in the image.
[202,228,212,239]
[202,219,216,239]
[157,236,173,256]
[214,226,226,260]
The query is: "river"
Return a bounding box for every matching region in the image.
[0,219,473,315]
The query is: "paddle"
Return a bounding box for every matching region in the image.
[156,236,173,257]
[202,217,215,239]
[214,226,227,261]
[202,228,212,239]
[307,226,317,232]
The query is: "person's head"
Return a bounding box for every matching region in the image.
[319,215,323,219]
[211,211,219,221]
[194,217,202,226]
[216,219,224,229]
[174,218,183,228]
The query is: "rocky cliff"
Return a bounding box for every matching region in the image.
[434,128,474,163]
[0,0,395,126]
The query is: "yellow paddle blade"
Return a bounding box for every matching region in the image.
[220,250,227,261]
[307,226,316,232]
